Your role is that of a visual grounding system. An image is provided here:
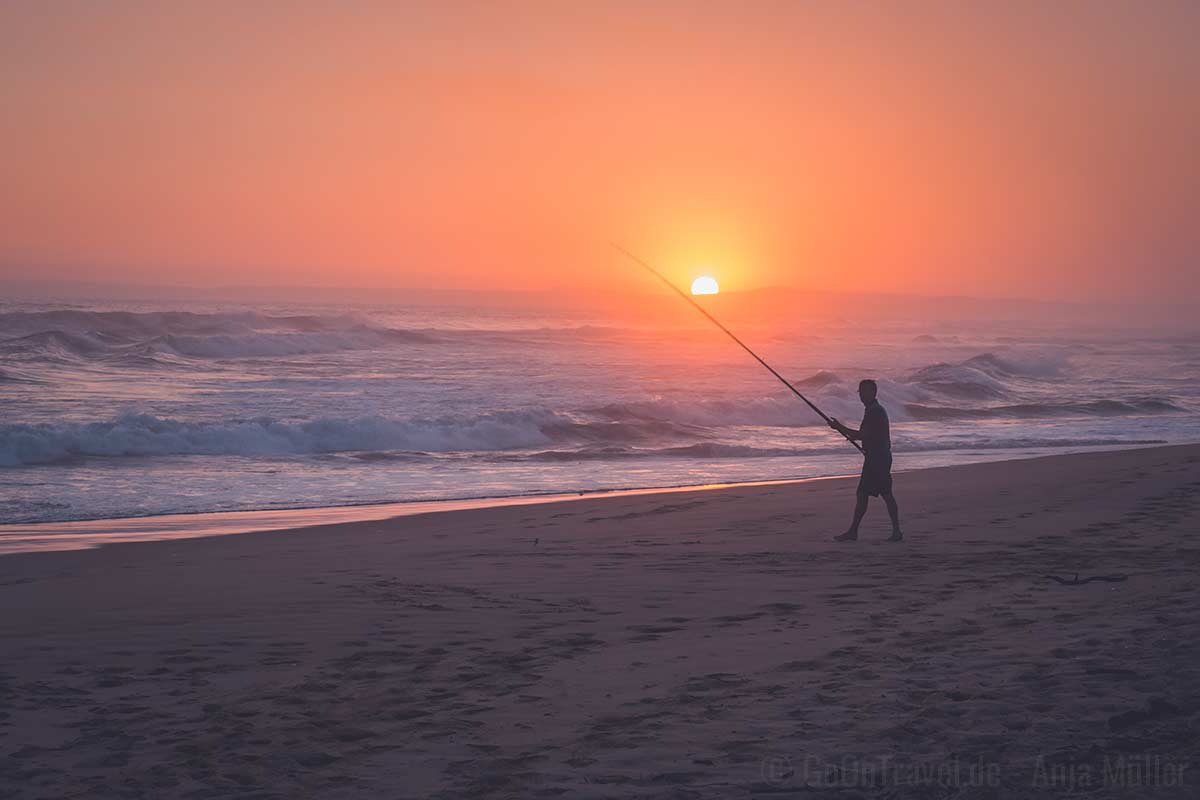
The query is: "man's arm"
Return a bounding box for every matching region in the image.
[828,418,862,440]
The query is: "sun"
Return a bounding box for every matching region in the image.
[691,275,719,295]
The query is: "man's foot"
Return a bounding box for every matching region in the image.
[886,530,904,542]
[834,530,858,542]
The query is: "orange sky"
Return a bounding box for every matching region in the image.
[2,2,1197,302]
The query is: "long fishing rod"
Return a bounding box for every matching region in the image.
[612,243,864,455]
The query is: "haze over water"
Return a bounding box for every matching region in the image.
[3,296,1197,524]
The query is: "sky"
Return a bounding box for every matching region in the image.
[2,1,1198,304]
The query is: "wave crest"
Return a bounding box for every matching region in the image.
[0,409,711,467]
[0,310,434,361]
[905,398,1185,420]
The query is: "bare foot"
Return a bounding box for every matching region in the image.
[886,531,904,542]
[834,530,858,542]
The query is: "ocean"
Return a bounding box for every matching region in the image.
[2,298,1198,525]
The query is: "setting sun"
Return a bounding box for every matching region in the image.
[691,276,719,295]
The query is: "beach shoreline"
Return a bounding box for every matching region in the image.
[0,474,848,556]
[2,443,1198,798]
[1,441,1185,555]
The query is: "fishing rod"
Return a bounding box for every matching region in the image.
[612,243,864,455]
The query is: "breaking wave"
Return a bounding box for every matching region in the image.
[2,399,1182,467]
[0,310,435,362]
[0,410,714,467]
[905,352,1067,400]
[905,398,1185,420]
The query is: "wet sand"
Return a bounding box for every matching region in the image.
[2,445,1198,798]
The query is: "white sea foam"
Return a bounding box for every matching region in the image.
[0,411,568,466]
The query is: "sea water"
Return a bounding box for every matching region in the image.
[2,299,1198,524]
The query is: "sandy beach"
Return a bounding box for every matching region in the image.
[2,444,1198,798]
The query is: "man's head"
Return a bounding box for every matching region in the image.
[858,379,878,406]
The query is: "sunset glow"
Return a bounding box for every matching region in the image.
[1,3,1197,306]
[691,276,719,295]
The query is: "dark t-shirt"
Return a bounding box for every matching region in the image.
[860,400,891,456]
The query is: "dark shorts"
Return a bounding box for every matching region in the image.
[858,453,893,497]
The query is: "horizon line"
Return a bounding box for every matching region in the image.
[0,275,1114,309]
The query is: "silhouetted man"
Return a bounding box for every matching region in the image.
[829,379,902,542]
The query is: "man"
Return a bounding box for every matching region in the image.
[829,379,902,542]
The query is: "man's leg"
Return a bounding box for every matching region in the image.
[882,491,902,541]
[836,491,870,541]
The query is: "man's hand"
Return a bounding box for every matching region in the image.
[828,417,845,433]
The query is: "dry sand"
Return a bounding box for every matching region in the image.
[2,445,1198,798]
